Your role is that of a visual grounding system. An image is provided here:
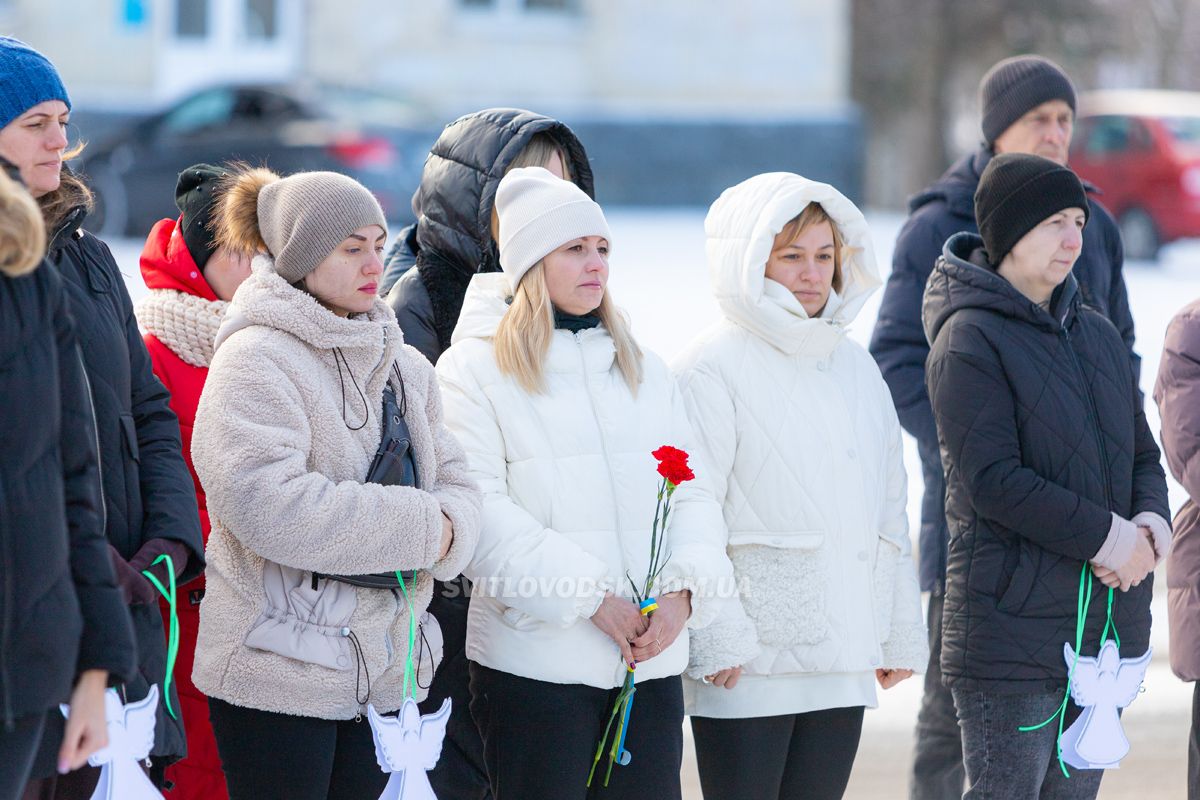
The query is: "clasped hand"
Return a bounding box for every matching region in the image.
[590,590,691,666]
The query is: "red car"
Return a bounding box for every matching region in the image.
[1070,90,1200,260]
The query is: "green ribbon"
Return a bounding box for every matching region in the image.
[1018,562,1120,778]
[394,571,419,699]
[141,553,179,720]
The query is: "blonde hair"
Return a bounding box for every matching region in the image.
[490,133,571,241]
[494,262,643,395]
[774,202,845,293]
[0,168,47,277]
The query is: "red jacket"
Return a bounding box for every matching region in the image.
[139,218,228,800]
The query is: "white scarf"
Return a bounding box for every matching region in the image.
[136,289,228,368]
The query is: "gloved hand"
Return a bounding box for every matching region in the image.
[109,544,157,605]
[110,539,190,605]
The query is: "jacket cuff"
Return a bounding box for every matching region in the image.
[1092,512,1139,570]
[685,615,761,680]
[880,620,930,673]
[1132,511,1172,565]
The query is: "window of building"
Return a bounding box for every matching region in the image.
[176,0,209,38]
[245,0,279,40]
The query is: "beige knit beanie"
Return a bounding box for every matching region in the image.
[257,171,387,282]
[495,166,610,292]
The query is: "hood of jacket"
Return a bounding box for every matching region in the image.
[216,255,399,354]
[412,108,595,280]
[704,172,882,358]
[138,217,219,300]
[450,272,517,345]
[922,232,1081,346]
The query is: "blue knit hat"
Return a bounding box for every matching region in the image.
[0,37,69,131]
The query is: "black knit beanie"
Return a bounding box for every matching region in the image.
[974,153,1089,266]
[980,55,1076,147]
[174,163,229,269]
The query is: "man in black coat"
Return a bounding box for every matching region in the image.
[0,197,135,792]
[381,108,594,800]
[869,55,1139,799]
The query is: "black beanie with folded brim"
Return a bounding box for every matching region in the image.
[974,153,1089,267]
[175,163,229,270]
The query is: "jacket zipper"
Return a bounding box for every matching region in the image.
[1061,325,1115,510]
[574,335,634,602]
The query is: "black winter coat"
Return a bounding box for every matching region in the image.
[43,209,204,762]
[381,108,594,364]
[923,233,1167,692]
[869,147,1138,594]
[0,263,135,725]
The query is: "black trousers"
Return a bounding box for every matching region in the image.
[422,584,491,799]
[910,591,965,800]
[469,662,684,800]
[690,705,865,800]
[0,712,45,800]
[207,697,387,800]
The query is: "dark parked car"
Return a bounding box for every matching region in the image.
[78,83,439,237]
[1070,90,1200,260]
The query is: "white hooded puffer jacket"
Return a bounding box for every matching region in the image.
[676,173,928,717]
[436,273,733,690]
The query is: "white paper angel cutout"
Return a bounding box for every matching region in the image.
[367,697,452,800]
[1060,641,1152,770]
[59,684,160,800]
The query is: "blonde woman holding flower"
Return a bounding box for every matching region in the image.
[675,172,928,800]
[436,166,733,800]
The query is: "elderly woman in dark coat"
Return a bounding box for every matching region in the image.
[923,153,1169,800]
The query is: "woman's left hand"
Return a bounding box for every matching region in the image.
[875,668,913,690]
[629,590,691,664]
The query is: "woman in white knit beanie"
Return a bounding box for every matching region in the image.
[436,166,735,800]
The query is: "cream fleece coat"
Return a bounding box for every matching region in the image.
[675,174,928,710]
[436,273,734,690]
[191,256,481,720]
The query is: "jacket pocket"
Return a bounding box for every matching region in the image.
[728,530,825,550]
[729,534,830,652]
[119,414,140,464]
[996,541,1039,615]
[243,563,358,670]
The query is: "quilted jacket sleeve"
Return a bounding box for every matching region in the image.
[418,361,483,582]
[656,373,740,632]
[927,325,1112,561]
[1157,306,1200,502]
[874,382,928,672]
[436,346,613,627]
[674,362,760,675]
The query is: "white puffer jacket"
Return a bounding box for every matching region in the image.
[675,173,928,717]
[436,273,733,690]
[192,256,481,720]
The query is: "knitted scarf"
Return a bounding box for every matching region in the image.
[137,289,228,368]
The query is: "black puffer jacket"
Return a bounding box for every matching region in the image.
[0,263,135,726]
[869,147,1138,594]
[923,233,1167,692]
[382,108,594,364]
[43,209,204,762]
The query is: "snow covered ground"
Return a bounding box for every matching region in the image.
[109,208,1199,798]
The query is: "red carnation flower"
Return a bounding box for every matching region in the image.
[653,445,695,485]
